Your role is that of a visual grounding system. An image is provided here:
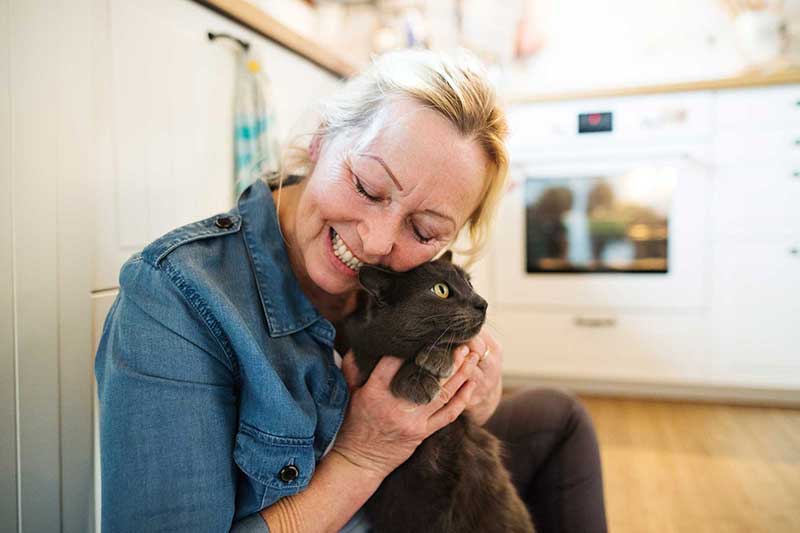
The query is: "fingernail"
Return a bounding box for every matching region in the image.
[458,346,469,358]
[468,353,479,366]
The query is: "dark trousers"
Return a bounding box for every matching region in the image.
[484,388,608,533]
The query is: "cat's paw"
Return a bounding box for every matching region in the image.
[414,349,454,379]
[390,363,440,405]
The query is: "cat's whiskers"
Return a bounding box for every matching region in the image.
[423,324,453,360]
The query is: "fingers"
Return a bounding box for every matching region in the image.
[443,346,470,384]
[469,335,488,361]
[429,351,479,412]
[427,379,476,434]
[340,350,362,391]
[454,329,490,368]
[367,355,405,389]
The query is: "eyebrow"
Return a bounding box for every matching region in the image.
[359,154,404,191]
[359,153,457,229]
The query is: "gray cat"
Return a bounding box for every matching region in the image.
[336,252,535,533]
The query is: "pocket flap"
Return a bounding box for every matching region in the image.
[233,422,316,491]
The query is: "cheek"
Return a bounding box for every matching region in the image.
[391,244,440,272]
[301,178,356,230]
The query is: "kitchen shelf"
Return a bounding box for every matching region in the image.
[194,0,358,79]
[508,68,800,103]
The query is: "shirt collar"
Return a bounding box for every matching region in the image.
[236,179,332,340]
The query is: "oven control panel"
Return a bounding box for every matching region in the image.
[507,92,713,156]
[578,112,613,133]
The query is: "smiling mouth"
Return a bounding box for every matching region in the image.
[330,227,365,272]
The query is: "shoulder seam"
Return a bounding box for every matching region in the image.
[156,257,241,383]
[141,214,242,268]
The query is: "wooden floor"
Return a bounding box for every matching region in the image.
[580,397,800,533]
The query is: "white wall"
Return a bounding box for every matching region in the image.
[504,0,788,93]
[92,0,343,292]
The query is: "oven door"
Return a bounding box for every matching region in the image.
[492,150,712,310]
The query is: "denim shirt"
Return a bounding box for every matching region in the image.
[95,179,367,532]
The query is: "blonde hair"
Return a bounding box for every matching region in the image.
[273,48,509,262]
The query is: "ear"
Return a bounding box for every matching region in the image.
[439,250,453,263]
[308,132,323,163]
[358,265,398,305]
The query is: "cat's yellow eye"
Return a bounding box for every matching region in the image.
[431,283,450,299]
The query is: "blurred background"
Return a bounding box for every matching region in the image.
[2,0,799,531]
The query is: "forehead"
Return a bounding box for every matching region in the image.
[353,98,488,228]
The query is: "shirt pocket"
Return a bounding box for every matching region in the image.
[233,421,316,506]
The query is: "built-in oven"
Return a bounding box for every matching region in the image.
[493,92,714,311]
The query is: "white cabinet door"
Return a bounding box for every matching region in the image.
[93,0,235,290]
[710,239,800,388]
[714,85,800,130]
[712,163,800,241]
[93,0,342,291]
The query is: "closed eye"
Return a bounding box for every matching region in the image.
[354,175,382,202]
[412,224,433,244]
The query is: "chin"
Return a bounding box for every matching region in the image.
[308,261,358,296]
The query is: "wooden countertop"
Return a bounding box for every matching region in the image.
[195,0,358,79]
[507,67,800,104]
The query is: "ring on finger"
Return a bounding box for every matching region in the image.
[478,348,490,365]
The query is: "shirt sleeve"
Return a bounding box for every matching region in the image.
[95,255,268,532]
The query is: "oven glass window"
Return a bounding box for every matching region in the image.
[525,166,676,273]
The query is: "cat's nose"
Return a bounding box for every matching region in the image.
[473,297,488,313]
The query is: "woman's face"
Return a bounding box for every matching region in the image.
[286,98,488,297]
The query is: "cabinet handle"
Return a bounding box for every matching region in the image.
[794,170,800,178]
[574,317,617,328]
[791,247,799,256]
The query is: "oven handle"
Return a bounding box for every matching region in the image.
[509,152,712,189]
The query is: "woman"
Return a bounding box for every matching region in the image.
[95,49,606,532]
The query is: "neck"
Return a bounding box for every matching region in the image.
[273,185,358,323]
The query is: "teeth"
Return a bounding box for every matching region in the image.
[331,229,364,271]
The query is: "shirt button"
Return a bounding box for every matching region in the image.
[214,216,234,229]
[278,464,300,483]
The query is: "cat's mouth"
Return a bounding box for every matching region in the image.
[330,227,365,272]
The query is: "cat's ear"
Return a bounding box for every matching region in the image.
[358,265,398,305]
[439,250,453,263]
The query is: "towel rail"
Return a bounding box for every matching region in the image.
[207,31,250,51]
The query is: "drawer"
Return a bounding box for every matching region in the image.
[714,85,800,130]
[495,308,709,384]
[712,163,800,240]
[714,129,800,167]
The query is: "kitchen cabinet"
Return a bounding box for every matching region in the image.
[711,163,800,240]
[498,309,709,385]
[709,86,800,390]
[710,240,800,389]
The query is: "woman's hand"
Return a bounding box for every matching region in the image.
[456,327,503,426]
[332,349,479,479]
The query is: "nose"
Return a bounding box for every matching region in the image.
[473,296,488,313]
[357,215,399,261]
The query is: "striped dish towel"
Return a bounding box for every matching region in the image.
[234,53,280,199]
